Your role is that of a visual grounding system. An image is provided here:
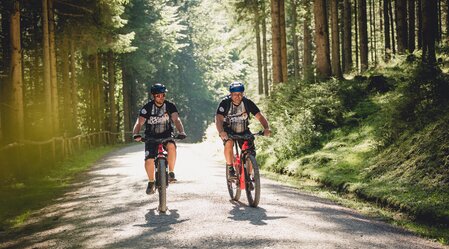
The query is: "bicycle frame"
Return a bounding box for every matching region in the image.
[226,131,262,206]
[155,143,169,188]
[233,141,251,190]
[140,136,178,213]
[229,132,261,190]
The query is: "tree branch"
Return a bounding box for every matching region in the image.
[54,0,94,14]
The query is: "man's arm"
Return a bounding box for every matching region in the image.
[132,116,146,141]
[171,112,186,135]
[255,112,271,137]
[215,114,228,140]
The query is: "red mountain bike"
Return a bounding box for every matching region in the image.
[226,131,262,207]
[139,135,184,213]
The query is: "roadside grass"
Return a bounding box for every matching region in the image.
[261,170,449,245]
[0,145,122,231]
[258,94,449,245]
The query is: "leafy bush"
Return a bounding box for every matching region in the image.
[259,79,344,169]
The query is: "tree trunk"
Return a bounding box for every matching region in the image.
[358,0,369,71]
[422,0,437,64]
[388,0,396,54]
[49,0,59,135]
[262,1,269,96]
[331,0,342,78]
[408,0,416,51]
[1,2,11,143]
[122,55,132,142]
[254,2,264,94]
[372,0,378,64]
[446,0,449,38]
[384,0,391,61]
[270,0,287,84]
[417,0,422,49]
[96,53,104,132]
[437,0,442,42]
[314,0,332,80]
[354,0,359,70]
[343,0,353,73]
[369,0,374,63]
[279,0,288,82]
[291,0,300,78]
[10,0,24,141]
[270,0,281,84]
[303,0,314,82]
[62,35,71,134]
[395,0,408,53]
[42,0,53,136]
[107,51,117,136]
[69,38,78,134]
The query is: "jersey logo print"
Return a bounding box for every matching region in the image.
[226,103,248,133]
[147,114,169,125]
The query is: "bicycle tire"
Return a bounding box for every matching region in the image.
[244,154,260,207]
[226,158,241,201]
[157,158,168,212]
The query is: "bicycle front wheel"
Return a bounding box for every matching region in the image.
[226,163,241,201]
[244,154,260,207]
[157,158,167,212]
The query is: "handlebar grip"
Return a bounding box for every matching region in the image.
[175,134,187,140]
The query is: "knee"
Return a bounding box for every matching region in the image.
[166,143,176,152]
[224,140,234,150]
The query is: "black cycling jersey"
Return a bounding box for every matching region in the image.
[216,96,260,134]
[139,100,178,138]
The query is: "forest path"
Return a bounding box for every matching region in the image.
[0,131,446,249]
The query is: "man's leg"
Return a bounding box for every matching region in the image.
[166,142,176,172]
[144,159,155,181]
[166,142,177,181]
[224,139,236,177]
[224,139,234,164]
[144,142,157,194]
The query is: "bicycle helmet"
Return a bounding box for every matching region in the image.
[150,83,167,94]
[229,81,245,93]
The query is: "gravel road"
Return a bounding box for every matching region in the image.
[0,136,447,249]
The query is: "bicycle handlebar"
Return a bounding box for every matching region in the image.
[134,134,186,143]
[227,130,264,141]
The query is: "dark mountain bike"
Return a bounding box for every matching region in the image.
[226,131,262,207]
[139,135,184,213]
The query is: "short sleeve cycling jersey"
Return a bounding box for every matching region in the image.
[216,96,260,134]
[139,100,178,137]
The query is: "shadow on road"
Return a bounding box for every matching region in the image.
[134,208,189,232]
[227,201,287,225]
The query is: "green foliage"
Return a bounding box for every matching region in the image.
[259,79,344,170]
[258,57,449,240]
[120,0,221,141]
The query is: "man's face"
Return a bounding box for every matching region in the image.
[230,92,243,105]
[153,93,165,105]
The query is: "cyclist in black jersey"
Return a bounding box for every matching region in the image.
[215,82,271,177]
[133,83,186,194]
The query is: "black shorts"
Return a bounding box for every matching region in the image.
[144,140,176,160]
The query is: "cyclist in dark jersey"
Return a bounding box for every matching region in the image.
[133,83,186,194]
[215,82,271,177]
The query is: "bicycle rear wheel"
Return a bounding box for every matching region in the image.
[244,154,260,207]
[157,158,167,212]
[226,163,241,201]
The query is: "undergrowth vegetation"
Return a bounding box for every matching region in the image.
[257,58,449,243]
